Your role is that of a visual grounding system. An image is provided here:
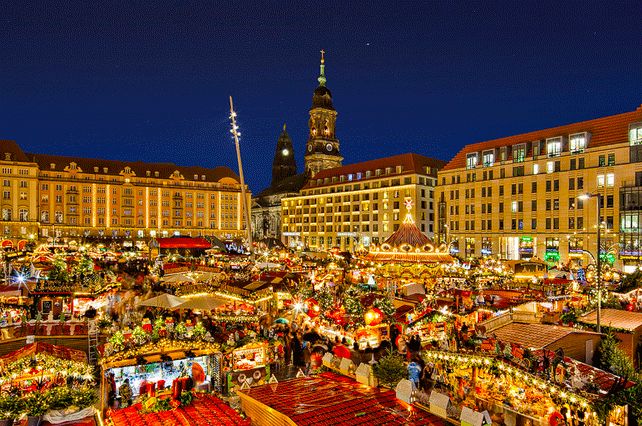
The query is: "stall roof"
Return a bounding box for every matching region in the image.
[238,372,445,426]
[157,237,211,249]
[580,309,642,332]
[492,322,600,349]
[0,342,87,365]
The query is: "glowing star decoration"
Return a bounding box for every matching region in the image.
[403,197,415,224]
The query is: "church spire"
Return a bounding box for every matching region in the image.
[318,49,326,87]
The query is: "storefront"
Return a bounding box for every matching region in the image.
[107,354,217,399]
[421,350,629,426]
[225,342,270,393]
[519,236,535,260]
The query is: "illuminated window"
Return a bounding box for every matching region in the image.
[482,150,494,167]
[569,133,587,153]
[513,144,526,163]
[533,164,539,174]
[466,153,478,169]
[597,174,605,187]
[546,137,562,157]
[630,123,642,146]
[606,173,614,187]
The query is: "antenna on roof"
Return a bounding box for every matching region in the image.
[229,96,253,257]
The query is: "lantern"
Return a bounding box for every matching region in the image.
[364,307,383,326]
[305,297,320,318]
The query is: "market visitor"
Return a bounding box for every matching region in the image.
[303,341,312,375]
[407,357,422,389]
[118,378,133,408]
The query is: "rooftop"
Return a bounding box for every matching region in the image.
[442,104,642,171]
[492,322,600,349]
[304,153,445,189]
[2,140,240,183]
[580,308,642,331]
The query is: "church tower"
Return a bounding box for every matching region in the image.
[304,50,343,177]
[271,124,297,186]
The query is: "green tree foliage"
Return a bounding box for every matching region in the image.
[593,331,642,424]
[596,332,636,379]
[47,254,69,284]
[373,349,407,388]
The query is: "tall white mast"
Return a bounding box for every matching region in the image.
[229,96,253,256]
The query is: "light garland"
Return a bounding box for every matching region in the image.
[423,350,592,410]
[101,338,222,366]
[0,353,94,385]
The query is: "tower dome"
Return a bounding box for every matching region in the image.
[271,123,297,186]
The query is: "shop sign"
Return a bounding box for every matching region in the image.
[337,232,356,237]
[282,232,300,236]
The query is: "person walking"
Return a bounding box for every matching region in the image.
[303,341,312,375]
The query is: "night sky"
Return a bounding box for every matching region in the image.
[2,1,641,193]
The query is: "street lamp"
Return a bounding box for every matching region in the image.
[579,193,603,332]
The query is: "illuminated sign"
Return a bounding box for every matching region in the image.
[282,232,300,236]
[337,232,357,237]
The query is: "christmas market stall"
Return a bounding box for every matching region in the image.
[99,318,225,414]
[0,342,97,425]
[224,341,271,394]
[420,348,634,426]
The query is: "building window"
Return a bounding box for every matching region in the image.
[466,153,478,169]
[569,133,586,153]
[482,150,494,167]
[630,123,642,145]
[597,175,605,187]
[546,137,562,157]
[513,144,526,163]
[547,161,554,174]
[532,164,539,174]
[607,173,614,187]
[608,153,615,166]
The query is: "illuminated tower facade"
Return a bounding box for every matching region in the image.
[304,50,343,177]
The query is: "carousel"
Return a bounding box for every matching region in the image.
[362,198,454,292]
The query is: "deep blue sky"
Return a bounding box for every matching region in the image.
[1,1,641,193]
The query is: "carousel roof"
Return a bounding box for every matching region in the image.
[383,220,431,247]
[365,251,453,263]
[365,203,453,264]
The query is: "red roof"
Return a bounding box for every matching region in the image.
[157,237,212,249]
[0,342,87,365]
[108,393,249,426]
[304,153,445,189]
[442,104,642,171]
[239,372,445,425]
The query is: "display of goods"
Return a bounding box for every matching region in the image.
[108,394,250,426]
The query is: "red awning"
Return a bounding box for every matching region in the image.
[157,237,212,249]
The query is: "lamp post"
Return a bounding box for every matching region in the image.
[579,193,603,333]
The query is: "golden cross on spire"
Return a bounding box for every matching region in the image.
[320,49,325,64]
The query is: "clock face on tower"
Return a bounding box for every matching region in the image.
[326,143,333,152]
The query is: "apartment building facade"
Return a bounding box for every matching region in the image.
[281,153,444,251]
[436,104,642,271]
[0,141,249,246]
